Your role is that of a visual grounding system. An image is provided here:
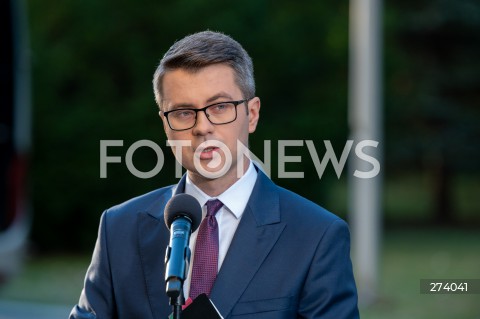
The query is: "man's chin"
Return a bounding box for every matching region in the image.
[187,166,226,181]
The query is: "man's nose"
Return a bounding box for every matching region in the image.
[192,110,214,135]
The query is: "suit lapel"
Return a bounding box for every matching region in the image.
[137,210,170,318]
[209,172,285,318]
[137,175,187,318]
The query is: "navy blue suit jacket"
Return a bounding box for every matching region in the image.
[70,170,359,318]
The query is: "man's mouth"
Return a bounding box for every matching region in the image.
[202,146,218,153]
[197,146,220,160]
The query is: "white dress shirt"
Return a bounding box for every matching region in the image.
[182,161,257,299]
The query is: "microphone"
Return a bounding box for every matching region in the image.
[164,194,202,300]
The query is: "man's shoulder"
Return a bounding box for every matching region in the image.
[254,170,344,226]
[269,185,351,247]
[251,174,345,239]
[104,184,175,220]
[276,185,340,221]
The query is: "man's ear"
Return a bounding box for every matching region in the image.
[248,97,260,133]
[159,110,168,133]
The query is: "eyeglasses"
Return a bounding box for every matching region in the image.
[163,99,251,131]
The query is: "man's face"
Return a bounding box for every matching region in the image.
[160,63,260,183]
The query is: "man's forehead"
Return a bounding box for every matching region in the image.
[161,63,239,88]
[162,91,236,109]
[161,66,241,106]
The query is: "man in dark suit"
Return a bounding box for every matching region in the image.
[70,31,359,319]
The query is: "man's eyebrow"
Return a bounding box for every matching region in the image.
[206,92,234,104]
[168,102,195,110]
[166,92,234,110]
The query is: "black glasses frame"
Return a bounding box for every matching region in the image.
[163,98,251,131]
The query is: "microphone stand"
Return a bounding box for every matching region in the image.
[167,278,185,319]
[172,294,184,319]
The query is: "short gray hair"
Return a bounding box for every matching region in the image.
[153,31,255,109]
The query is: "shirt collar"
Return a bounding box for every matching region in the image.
[185,161,258,219]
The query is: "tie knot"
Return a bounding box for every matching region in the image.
[206,199,223,217]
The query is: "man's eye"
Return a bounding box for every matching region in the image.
[172,110,194,118]
[210,103,231,113]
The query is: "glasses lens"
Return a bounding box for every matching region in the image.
[168,109,196,130]
[166,102,240,130]
[206,102,236,124]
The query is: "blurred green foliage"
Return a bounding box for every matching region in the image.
[384,0,480,223]
[26,0,479,251]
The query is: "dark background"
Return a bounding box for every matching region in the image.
[26,0,480,252]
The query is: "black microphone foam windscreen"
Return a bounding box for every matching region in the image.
[164,193,202,232]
